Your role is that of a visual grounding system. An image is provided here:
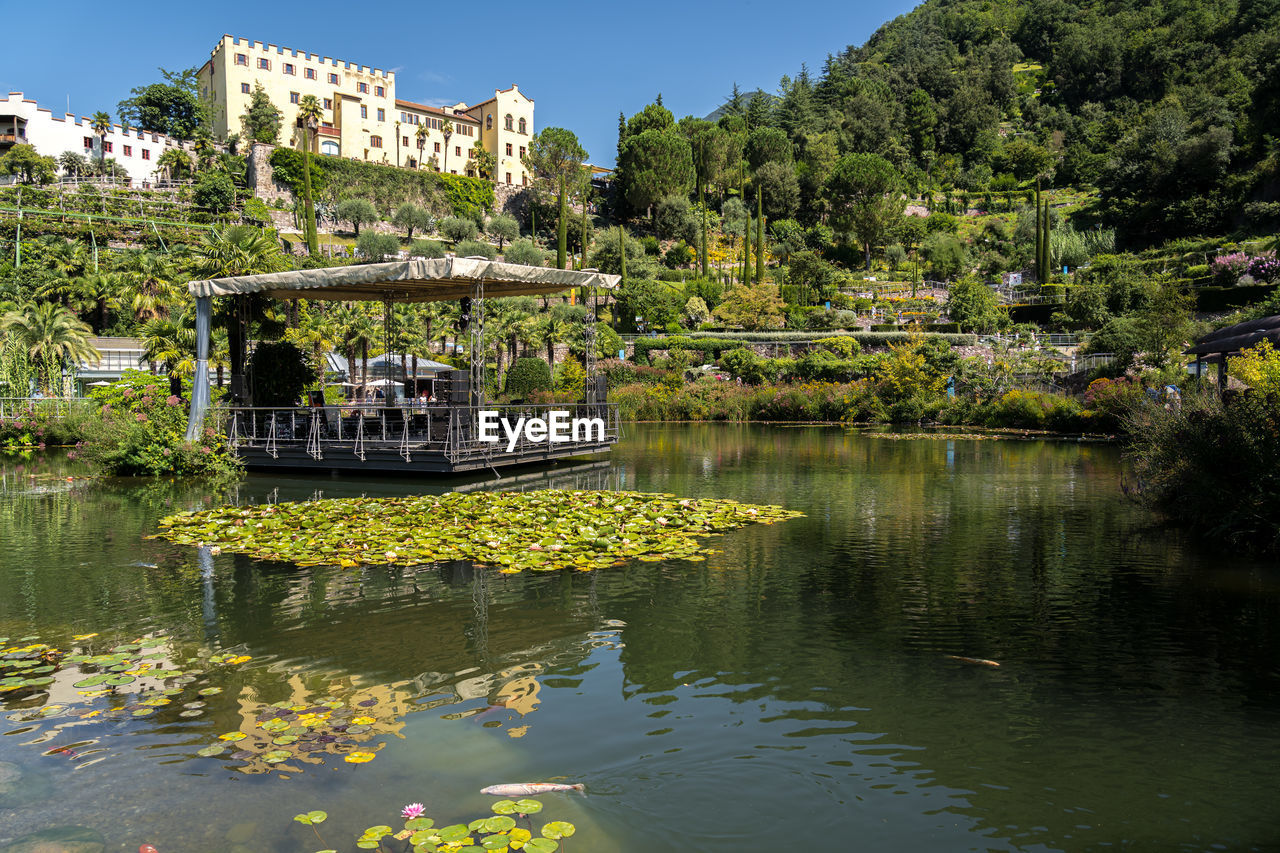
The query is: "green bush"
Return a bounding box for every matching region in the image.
[77,371,238,477]
[504,357,553,397]
[503,239,544,267]
[455,239,496,260]
[192,171,236,214]
[356,231,402,263]
[410,239,446,258]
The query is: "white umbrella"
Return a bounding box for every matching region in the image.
[87,380,113,386]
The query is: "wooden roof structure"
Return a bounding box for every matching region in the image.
[187,257,620,303]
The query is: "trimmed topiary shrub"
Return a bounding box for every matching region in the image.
[410,239,446,258]
[504,357,553,397]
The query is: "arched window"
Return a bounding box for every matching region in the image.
[504,114,513,131]
[518,117,527,134]
[486,114,492,130]
[320,140,340,157]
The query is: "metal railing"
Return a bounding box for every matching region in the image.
[218,401,620,465]
[0,397,92,419]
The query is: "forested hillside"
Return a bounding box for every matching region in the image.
[687,0,1279,244]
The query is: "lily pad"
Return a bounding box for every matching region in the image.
[152,491,802,575]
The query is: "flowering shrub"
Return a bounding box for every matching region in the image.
[1210,251,1280,285]
[76,371,239,477]
[0,404,88,449]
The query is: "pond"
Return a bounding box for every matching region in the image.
[1,425,1278,852]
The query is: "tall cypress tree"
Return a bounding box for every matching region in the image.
[756,190,764,284]
[618,226,626,283]
[1034,180,1043,282]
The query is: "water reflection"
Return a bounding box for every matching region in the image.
[1,430,1279,852]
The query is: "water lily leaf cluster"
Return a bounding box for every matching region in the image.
[195,691,405,775]
[153,489,803,573]
[295,800,576,853]
[1,632,253,762]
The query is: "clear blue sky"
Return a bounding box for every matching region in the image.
[1,0,918,166]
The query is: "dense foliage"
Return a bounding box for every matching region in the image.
[695,0,1280,244]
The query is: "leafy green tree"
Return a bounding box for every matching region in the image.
[117,68,207,139]
[905,89,937,159]
[336,199,380,236]
[390,203,433,240]
[825,153,905,270]
[522,127,587,269]
[240,83,282,144]
[0,302,100,392]
[356,232,401,263]
[486,214,520,249]
[192,171,237,215]
[504,239,544,267]
[922,231,967,280]
[786,251,838,306]
[712,284,787,330]
[755,161,800,220]
[618,129,694,219]
[626,102,675,137]
[745,126,792,171]
[654,195,699,243]
[945,278,1005,332]
[439,216,478,243]
[770,219,806,263]
[0,144,56,184]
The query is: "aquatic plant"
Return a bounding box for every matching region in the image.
[294,799,576,852]
[152,489,803,573]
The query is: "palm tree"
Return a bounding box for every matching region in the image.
[337,305,378,392]
[155,148,192,183]
[415,124,428,170]
[287,306,340,389]
[0,302,100,393]
[394,120,402,166]
[90,112,112,173]
[295,95,325,255]
[441,120,454,174]
[140,316,196,383]
[118,252,181,322]
[189,225,287,280]
[35,272,118,333]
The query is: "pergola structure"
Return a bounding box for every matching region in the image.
[184,257,621,472]
[1185,314,1280,388]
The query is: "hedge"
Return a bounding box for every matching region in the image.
[1195,284,1279,312]
[632,331,978,365]
[504,357,552,397]
[268,147,494,218]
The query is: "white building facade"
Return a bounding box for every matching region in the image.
[0,91,191,186]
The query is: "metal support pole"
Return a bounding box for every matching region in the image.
[469,278,486,408]
[185,295,212,441]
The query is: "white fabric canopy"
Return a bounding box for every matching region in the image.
[188,257,620,303]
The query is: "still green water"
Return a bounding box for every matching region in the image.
[1,425,1278,852]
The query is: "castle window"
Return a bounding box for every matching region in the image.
[305,68,316,80]
[284,63,295,75]
[235,53,247,66]
[377,108,385,121]
[486,114,492,130]
[328,72,340,84]
[241,83,251,94]
[504,114,513,131]
[518,117,527,134]
[357,82,369,94]
[376,86,385,97]
[371,135,383,148]
[258,58,270,70]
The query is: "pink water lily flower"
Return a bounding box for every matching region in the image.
[401,803,426,820]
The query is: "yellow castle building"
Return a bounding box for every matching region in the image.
[197,35,533,186]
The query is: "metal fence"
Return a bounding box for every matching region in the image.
[0,397,92,419]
